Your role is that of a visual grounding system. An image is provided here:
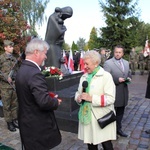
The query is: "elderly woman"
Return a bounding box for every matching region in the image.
[75,50,116,150]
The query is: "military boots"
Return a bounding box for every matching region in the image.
[12,119,19,128]
[7,122,16,132]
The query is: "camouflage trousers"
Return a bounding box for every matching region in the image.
[130,61,137,73]
[139,62,146,73]
[1,88,18,122]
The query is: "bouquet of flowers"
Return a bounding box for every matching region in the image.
[42,66,63,80]
[124,77,131,84]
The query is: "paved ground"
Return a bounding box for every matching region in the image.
[0,71,150,150]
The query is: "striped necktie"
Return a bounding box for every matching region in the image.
[118,60,124,72]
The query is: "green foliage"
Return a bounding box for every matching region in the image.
[62,41,70,50]
[77,37,86,50]
[135,46,143,53]
[83,43,89,51]
[19,0,50,35]
[98,0,141,52]
[71,41,78,52]
[0,0,29,55]
[88,27,100,50]
[136,23,150,47]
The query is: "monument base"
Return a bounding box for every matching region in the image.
[46,71,83,133]
[55,109,79,133]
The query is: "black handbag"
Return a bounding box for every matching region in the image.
[97,110,116,129]
[92,109,116,129]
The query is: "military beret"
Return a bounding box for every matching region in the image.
[3,40,14,46]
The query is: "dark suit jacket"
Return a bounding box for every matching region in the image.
[15,60,61,150]
[104,57,131,107]
[145,72,150,98]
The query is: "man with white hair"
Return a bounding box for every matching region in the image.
[15,38,62,150]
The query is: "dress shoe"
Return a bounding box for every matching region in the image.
[145,129,150,134]
[12,119,19,128]
[7,122,16,132]
[117,130,128,137]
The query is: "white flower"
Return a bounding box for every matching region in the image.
[51,66,55,69]
[59,75,63,80]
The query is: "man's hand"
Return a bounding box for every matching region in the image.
[119,77,125,83]
[57,98,62,105]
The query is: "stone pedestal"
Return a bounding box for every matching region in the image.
[46,71,83,92]
[46,71,83,133]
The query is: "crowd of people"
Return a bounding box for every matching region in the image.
[63,48,112,72]
[70,46,150,76]
[0,38,150,150]
[129,47,150,75]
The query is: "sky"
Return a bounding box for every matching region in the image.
[37,0,150,46]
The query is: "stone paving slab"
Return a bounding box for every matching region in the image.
[0,73,150,150]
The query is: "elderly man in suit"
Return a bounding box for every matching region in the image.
[15,38,62,150]
[104,45,131,137]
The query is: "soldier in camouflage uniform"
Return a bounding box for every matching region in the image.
[129,47,138,75]
[138,50,146,75]
[0,40,18,132]
[99,48,107,67]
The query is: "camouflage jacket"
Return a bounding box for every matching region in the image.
[100,54,107,67]
[138,53,145,62]
[0,53,17,88]
[129,51,138,62]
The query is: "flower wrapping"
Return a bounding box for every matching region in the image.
[42,66,63,80]
[49,92,55,98]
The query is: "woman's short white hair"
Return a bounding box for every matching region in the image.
[83,50,101,64]
[25,38,49,55]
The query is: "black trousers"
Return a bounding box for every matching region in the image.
[87,140,113,150]
[115,106,125,131]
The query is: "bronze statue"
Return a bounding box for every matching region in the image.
[45,6,73,69]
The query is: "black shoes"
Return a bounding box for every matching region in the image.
[7,119,19,132]
[117,130,128,137]
[12,119,19,128]
[7,122,16,132]
[145,129,150,134]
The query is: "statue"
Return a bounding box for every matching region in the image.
[45,6,73,70]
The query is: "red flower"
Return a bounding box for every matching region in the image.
[49,92,55,98]
[50,68,56,75]
[42,66,63,80]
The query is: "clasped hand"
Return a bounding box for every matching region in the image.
[77,93,92,103]
[119,77,131,83]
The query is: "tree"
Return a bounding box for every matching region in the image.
[137,22,150,47]
[98,0,141,52]
[62,41,70,51]
[77,37,86,50]
[88,27,100,50]
[0,0,29,55]
[83,43,89,51]
[71,41,78,52]
[19,0,50,35]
